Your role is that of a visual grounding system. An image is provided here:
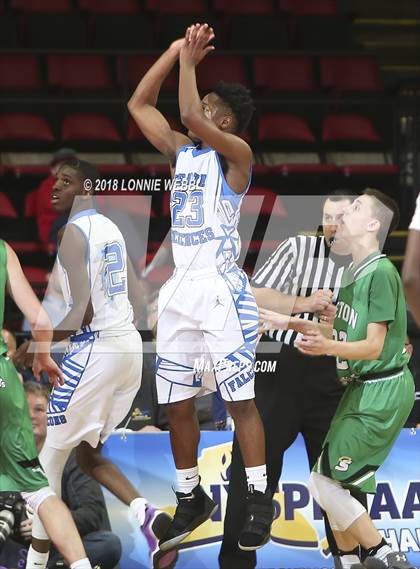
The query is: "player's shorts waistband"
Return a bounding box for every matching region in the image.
[358,366,404,383]
[173,267,220,280]
[70,327,138,342]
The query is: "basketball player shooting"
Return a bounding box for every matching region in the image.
[128,24,274,553]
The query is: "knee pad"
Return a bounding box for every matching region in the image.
[21,486,55,515]
[309,472,366,531]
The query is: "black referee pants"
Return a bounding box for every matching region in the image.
[219,344,367,568]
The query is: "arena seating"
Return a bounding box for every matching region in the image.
[0,0,418,291]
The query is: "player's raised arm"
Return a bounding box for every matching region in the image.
[179,24,253,194]
[127,39,191,164]
[53,224,93,342]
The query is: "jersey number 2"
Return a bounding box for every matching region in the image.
[104,242,126,296]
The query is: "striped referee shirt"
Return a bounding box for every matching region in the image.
[252,235,349,347]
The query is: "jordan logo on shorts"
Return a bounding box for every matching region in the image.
[0,377,5,388]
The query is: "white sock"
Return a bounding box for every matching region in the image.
[340,554,361,568]
[130,497,148,526]
[373,544,393,561]
[245,464,267,493]
[70,558,92,569]
[26,546,49,569]
[176,466,199,494]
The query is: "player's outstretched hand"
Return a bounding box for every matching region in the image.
[305,289,333,313]
[259,307,290,333]
[181,23,215,66]
[295,330,330,356]
[33,353,64,389]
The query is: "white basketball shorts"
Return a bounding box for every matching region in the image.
[46,329,142,449]
[156,265,259,404]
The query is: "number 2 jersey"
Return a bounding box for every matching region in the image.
[334,252,409,381]
[170,144,251,272]
[56,208,135,336]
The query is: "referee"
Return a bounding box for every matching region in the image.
[219,190,367,569]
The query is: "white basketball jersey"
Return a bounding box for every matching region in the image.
[170,145,251,272]
[57,209,135,335]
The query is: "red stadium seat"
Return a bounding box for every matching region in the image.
[269,163,338,175]
[24,190,38,217]
[61,114,121,142]
[11,0,71,11]
[79,0,139,13]
[22,266,48,285]
[0,193,18,218]
[117,55,177,92]
[47,55,113,91]
[147,0,207,13]
[0,113,54,141]
[9,241,44,253]
[340,164,398,176]
[104,194,156,217]
[258,113,315,143]
[197,56,247,94]
[253,57,315,93]
[0,55,41,90]
[96,164,138,175]
[278,0,337,15]
[322,113,381,143]
[320,58,383,92]
[242,187,277,216]
[127,116,182,141]
[214,0,273,14]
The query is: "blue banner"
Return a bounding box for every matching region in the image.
[102,429,420,569]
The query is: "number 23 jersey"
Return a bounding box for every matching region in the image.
[56,209,135,336]
[170,144,251,272]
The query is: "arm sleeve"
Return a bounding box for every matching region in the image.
[251,237,296,291]
[61,453,111,536]
[367,266,398,324]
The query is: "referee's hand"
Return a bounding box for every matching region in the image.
[304,289,333,313]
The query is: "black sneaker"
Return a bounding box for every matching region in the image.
[158,484,218,551]
[238,487,274,551]
[364,552,415,569]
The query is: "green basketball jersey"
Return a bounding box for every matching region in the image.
[0,240,8,356]
[334,252,409,380]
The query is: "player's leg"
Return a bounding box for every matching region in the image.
[0,356,90,569]
[157,396,217,552]
[156,279,218,552]
[300,355,360,565]
[219,434,256,569]
[74,331,178,569]
[27,489,92,569]
[219,347,299,568]
[309,371,415,569]
[207,269,273,551]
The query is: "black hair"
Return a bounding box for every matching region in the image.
[363,188,400,245]
[212,81,255,134]
[59,158,100,190]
